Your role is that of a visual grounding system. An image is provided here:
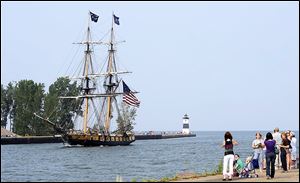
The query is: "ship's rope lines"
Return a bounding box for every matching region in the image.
[45,94,84,129]
[88,54,95,76]
[73,111,82,130]
[115,53,130,78]
[58,20,87,76]
[47,39,84,125]
[93,31,109,68]
[98,98,106,130]
[114,29,124,45]
[94,78,102,97]
[112,26,132,84]
[93,54,109,95]
[40,97,59,121]
[97,54,109,75]
[99,29,110,43]
[70,57,84,79]
[95,76,103,93]
[113,30,129,71]
[90,25,111,45]
[91,45,106,76]
[89,98,101,129]
[90,98,105,129]
[96,44,109,75]
[112,53,121,89]
[89,28,110,94]
[90,49,106,96]
[56,44,78,78]
[116,61,138,93]
[83,96,97,129]
[90,46,96,75]
[58,44,83,78]
[89,30,98,75]
[90,28,110,74]
[67,28,107,130]
[89,17,110,41]
[62,23,102,79]
[95,27,115,75]
[87,102,97,129]
[66,28,89,78]
[63,44,83,78]
[73,98,84,121]
[73,97,85,130]
[98,98,108,130]
[115,53,138,92]
[45,105,58,120]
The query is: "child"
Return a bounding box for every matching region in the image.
[234,154,245,176]
[239,156,259,178]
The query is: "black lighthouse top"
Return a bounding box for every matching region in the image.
[183,114,189,119]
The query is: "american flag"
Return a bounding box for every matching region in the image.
[122,81,140,107]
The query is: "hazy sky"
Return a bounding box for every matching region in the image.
[1,1,299,131]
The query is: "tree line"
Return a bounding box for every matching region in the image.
[1,77,82,136]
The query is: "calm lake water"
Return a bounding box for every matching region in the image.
[1,131,299,181]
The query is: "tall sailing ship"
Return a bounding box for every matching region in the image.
[35,12,140,146]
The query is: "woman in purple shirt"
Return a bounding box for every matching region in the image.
[264,132,276,179]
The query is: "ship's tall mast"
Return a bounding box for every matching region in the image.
[83,14,93,134]
[104,13,116,133]
[83,15,90,133]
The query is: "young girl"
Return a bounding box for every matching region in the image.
[234,154,244,177]
[221,131,238,181]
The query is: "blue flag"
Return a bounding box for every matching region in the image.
[113,14,120,25]
[90,11,99,22]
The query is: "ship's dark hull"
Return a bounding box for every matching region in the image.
[64,134,135,146]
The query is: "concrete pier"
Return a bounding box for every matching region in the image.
[1,136,63,144]
[135,133,196,140]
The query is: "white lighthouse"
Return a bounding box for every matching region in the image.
[182,114,190,134]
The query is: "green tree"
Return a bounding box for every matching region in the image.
[13,80,45,136]
[115,104,137,134]
[6,82,16,131]
[44,77,82,134]
[1,83,15,128]
[1,84,7,127]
